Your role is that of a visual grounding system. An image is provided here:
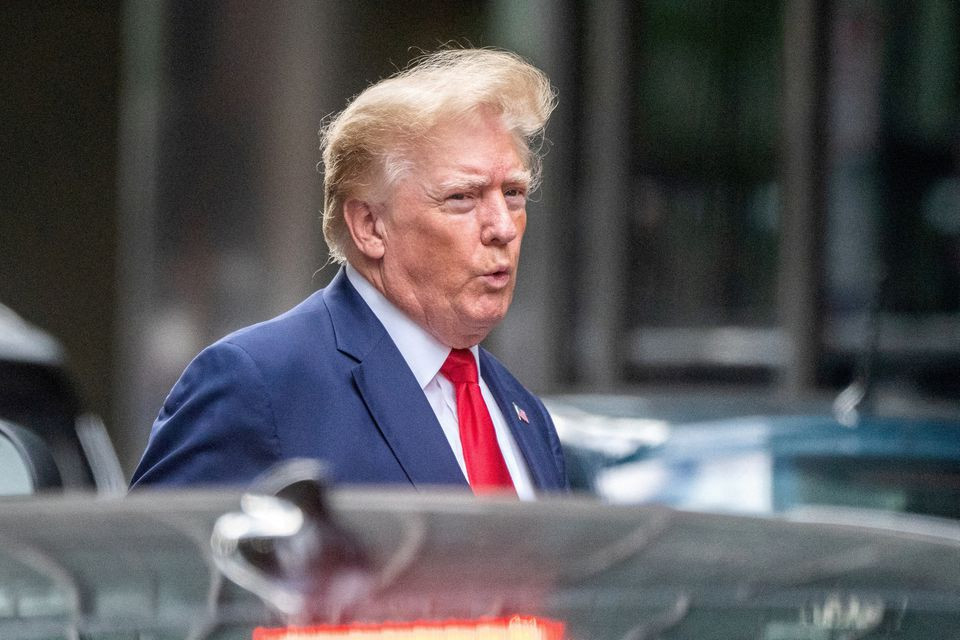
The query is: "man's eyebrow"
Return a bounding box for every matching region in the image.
[437,175,489,191]
[435,169,532,193]
[505,170,532,186]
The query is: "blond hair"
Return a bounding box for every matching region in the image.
[319,48,557,264]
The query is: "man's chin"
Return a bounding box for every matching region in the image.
[438,314,502,348]
[466,310,509,337]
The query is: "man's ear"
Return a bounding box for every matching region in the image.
[343,198,386,260]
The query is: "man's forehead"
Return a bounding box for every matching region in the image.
[412,112,528,170]
[419,140,531,186]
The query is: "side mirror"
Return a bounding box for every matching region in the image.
[0,418,62,495]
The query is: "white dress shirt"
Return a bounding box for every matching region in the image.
[345,264,535,499]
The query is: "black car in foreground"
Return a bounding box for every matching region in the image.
[1,462,959,640]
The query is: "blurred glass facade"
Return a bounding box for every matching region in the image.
[625,3,784,381]
[622,1,959,394]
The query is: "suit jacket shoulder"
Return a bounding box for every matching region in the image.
[130,269,568,492]
[130,271,463,489]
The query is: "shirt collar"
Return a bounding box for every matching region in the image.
[345,264,478,388]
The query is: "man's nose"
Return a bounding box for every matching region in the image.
[480,192,519,245]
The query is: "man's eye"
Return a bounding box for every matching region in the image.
[444,193,475,212]
[504,189,527,207]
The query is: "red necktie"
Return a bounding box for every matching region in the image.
[440,348,515,495]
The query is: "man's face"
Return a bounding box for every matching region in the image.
[376,112,530,348]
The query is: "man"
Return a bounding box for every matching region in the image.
[130,49,567,498]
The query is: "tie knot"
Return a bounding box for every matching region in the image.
[440,348,478,384]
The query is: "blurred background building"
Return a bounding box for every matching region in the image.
[1,0,957,473]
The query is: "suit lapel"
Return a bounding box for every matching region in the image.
[352,339,467,488]
[480,351,564,490]
[323,269,467,489]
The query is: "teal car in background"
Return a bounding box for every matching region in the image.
[549,391,960,520]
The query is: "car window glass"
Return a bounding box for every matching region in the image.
[0,433,34,495]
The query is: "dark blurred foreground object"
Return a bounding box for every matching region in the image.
[551,390,960,519]
[212,459,371,625]
[0,302,123,494]
[1,474,960,639]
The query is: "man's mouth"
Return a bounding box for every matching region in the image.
[482,268,512,288]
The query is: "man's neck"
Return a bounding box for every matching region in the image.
[344,263,458,389]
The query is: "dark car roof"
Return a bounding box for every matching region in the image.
[1,489,959,639]
[0,303,67,367]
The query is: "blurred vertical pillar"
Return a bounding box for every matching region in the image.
[114,1,346,472]
[486,0,579,392]
[779,0,830,398]
[114,0,165,472]
[574,0,633,387]
[257,1,330,309]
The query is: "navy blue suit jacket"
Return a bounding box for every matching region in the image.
[130,269,568,492]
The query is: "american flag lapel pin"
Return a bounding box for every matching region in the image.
[513,402,530,423]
